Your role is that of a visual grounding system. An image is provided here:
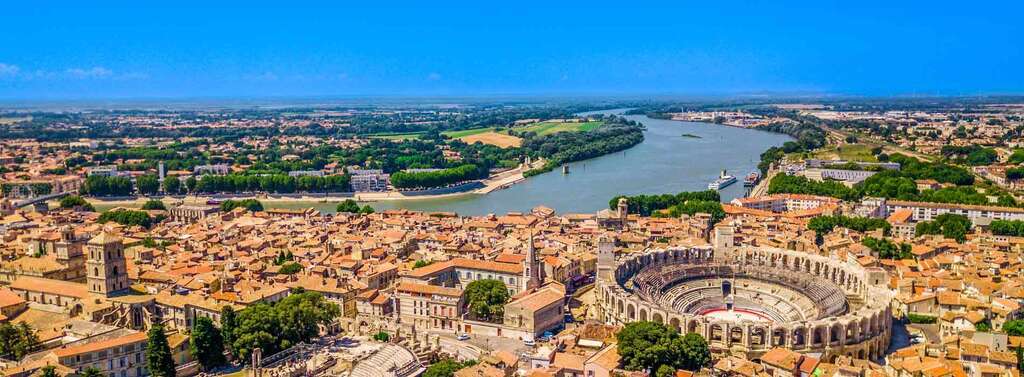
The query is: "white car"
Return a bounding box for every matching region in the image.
[457,333,470,341]
[523,339,536,347]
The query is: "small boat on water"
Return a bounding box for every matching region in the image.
[708,170,737,190]
[743,171,761,187]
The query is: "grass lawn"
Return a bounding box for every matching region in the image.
[521,121,603,136]
[805,143,878,162]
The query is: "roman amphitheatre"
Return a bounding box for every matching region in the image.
[596,229,893,361]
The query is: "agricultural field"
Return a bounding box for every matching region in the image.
[0,116,32,125]
[441,127,496,138]
[367,132,425,141]
[520,120,603,136]
[458,131,523,148]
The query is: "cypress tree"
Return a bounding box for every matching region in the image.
[146,324,177,377]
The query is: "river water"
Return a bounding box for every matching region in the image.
[269,109,792,215]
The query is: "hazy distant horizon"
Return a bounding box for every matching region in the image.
[4,92,1024,112]
[2,2,1021,101]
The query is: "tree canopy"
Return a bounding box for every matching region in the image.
[423,359,478,377]
[59,195,95,211]
[141,199,167,210]
[220,199,264,212]
[463,279,509,322]
[0,322,39,360]
[98,209,156,228]
[336,199,361,213]
[609,190,720,217]
[616,321,709,373]
[146,324,177,377]
[190,317,227,371]
[226,291,340,362]
[916,214,972,243]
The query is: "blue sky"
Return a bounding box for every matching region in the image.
[0,1,1021,100]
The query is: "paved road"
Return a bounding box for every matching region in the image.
[432,331,530,361]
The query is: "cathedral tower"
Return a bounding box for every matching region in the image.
[86,232,129,297]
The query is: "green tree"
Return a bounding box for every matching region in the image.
[163,176,182,195]
[1017,346,1024,372]
[423,359,477,377]
[278,262,302,275]
[359,205,375,214]
[335,199,361,213]
[230,292,340,362]
[1004,319,1024,336]
[0,322,39,360]
[463,279,509,322]
[137,174,160,195]
[221,306,237,351]
[59,195,95,211]
[617,321,709,373]
[915,214,972,243]
[98,209,155,228]
[655,365,676,377]
[373,331,389,342]
[231,304,278,361]
[40,365,60,377]
[146,324,177,377]
[190,317,227,371]
[221,199,263,212]
[141,199,167,210]
[679,333,711,371]
[80,367,104,377]
[185,176,198,193]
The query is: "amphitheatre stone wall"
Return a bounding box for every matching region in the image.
[597,245,892,361]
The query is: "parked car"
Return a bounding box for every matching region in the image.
[523,338,536,347]
[457,333,470,341]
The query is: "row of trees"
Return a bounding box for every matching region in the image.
[664,200,726,225]
[390,164,488,189]
[608,190,720,216]
[191,174,352,194]
[81,175,134,197]
[98,209,158,228]
[991,220,1024,237]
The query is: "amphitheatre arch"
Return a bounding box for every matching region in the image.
[597,245,892,360]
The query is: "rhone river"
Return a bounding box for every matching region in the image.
[270,109,793,215]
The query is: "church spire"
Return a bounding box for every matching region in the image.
[523,231,541,291]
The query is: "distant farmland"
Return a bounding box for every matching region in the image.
[521,121,603,136]
[458,132,523,148]
[365,120,604,148]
